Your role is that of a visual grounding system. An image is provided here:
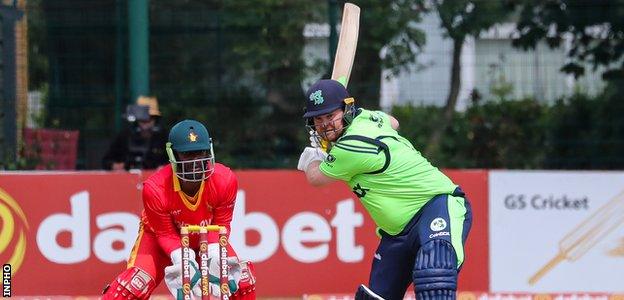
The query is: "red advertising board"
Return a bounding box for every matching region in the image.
[236,170,376,295]
[0,172,144,295]
[0,170,488,297]
[444,169,489,292]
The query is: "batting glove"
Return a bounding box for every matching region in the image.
[297,147,327,171]
[309,130,329,152]
[309,130,321,148]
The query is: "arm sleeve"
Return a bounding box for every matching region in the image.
[208,171,238,243]
[142,182,181,255]
[319,139,385,181]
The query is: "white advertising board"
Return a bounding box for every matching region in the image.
[489,171,624,293]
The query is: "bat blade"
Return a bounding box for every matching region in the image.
[331,3,360,87]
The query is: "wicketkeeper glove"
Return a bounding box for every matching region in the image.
[207,243,243,297]
[164,248,202,299]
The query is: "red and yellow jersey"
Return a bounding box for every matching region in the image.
[140,163,237,256]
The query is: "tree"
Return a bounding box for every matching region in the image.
[512,0,624,169]
[35,1,503,168]
[423,0,512,157]
[27,0,49,91]
[149,0,314,168]
[513,0,624,80]
[347,0,428,109]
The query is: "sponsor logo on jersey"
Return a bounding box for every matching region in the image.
[430,217,447,231]
[239,262,251,283]
[429,231,450,239]
[130,271,147,290]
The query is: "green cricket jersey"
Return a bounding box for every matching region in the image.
[319,108,458,235]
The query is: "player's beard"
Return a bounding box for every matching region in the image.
[320,126,344,142]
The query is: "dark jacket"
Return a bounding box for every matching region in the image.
[102,124,169,170]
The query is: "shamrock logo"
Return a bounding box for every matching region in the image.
[309,90,324,105]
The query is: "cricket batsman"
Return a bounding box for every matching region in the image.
[297,79,472,300]
[102,119,256,299]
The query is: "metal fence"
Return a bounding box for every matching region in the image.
[22,0,624,170]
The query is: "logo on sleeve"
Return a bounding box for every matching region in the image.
[370,113,384,128]
[326,154,336,163]
[352,183,370,198]
[430,217,447,231]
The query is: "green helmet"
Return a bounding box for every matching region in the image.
[166,119,215,181]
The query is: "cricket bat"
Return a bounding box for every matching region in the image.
[331,3,360,87]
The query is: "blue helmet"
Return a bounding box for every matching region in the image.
[166,119,215,181]
[303,79,351,118]
[303,79,357,147]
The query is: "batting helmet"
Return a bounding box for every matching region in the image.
[303,79,357,146]
[303,79,351,118]
[166,119,215,181]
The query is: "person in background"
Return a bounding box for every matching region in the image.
[102,96,168,170]
[297,79,472,300]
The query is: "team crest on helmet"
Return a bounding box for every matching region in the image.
[188,131,198,142]
[309,90,324,105]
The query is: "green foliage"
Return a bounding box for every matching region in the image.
[160,87,303,169]
[513,0,624,79]
[421,0,514,157]
[544,83,624,169]
[348,0,429,108]
[2,138,56,170]
[351,0,427,75]
[32,0,442,169]
[462,98,549,168]
[39,0,316,168]
[393,99,549,168]
[392,90,624,169]
[27,0,49,90]
[432,0,513,41]
[487,63,514,101]
[31,0,624,170]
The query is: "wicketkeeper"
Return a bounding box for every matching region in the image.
[298,79,472,300]
[102,119,256,299]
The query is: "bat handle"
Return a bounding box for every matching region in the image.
[528,252,566,285]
